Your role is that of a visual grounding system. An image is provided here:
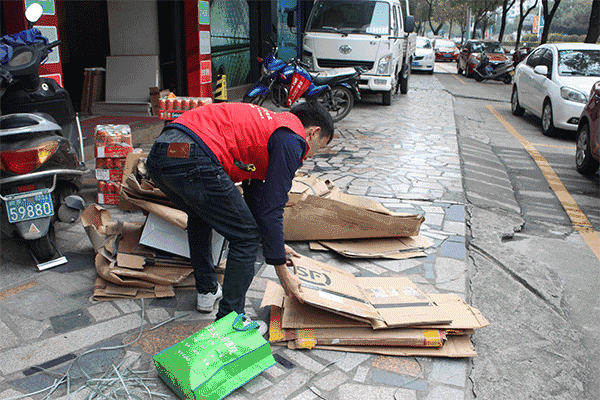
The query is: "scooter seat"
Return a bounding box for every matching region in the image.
[311,67,357,86]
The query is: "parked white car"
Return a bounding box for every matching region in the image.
[412,36,435,74]
[511,43,600,136]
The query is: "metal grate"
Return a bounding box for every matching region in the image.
[317,59,374,69]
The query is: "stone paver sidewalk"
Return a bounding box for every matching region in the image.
[0,74,473,400]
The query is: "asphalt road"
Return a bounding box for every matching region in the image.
[431,61,600,397]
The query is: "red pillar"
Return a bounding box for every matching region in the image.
[185,0,212,98]
[3,0,63,86]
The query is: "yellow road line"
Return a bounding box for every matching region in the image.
[531,143,576,150]
[453,74,466,84]
[487,105,600,261]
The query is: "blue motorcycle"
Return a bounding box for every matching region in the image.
[243,39,362,122]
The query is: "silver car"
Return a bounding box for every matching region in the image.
[511,43,600,136]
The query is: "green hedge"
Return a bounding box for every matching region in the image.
[505,33,590,46]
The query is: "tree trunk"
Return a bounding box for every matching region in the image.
[540,0,561,44]
[585,0,600,43]
[498,0,515,43]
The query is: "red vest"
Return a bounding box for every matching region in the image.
[174,103,308,182]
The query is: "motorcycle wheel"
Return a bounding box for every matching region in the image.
[242,94,266,106]
[29,225,57,262]
[270,83,288,108]
[503,74,512,84]
[318,86,354,122]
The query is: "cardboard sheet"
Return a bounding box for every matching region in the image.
[315,235,433,259]
[290,327,446,349]
[357,277,451,329]
[260,280,368,329]
[420,294,490,331]
[290,256,451,328]
[291,256,382,323]
[93,276,175,300]
[306,335,477,358]
[283,195,424,241]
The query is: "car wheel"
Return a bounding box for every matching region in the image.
[511,85,525,116]
[541,99,557,137]
[576,123,600,176]
[457,62,463,75]
[428,67,434,75]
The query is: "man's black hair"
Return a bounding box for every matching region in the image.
[290,101,335,144]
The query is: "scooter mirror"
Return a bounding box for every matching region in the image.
[25,3,43,26]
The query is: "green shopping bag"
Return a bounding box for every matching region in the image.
[153,312,276,400]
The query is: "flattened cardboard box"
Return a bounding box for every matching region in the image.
[313,235,433,259]
[82,204,194,300]
[301,335,477,358]
[290,256,451,328]
[283,195,424,241]
[261,280,487,332]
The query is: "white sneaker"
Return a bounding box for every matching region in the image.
[196,284,222,313]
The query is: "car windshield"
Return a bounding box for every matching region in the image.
[417,37,432,49]
[436,40,455,48]
[307,0,390,35]
[472,42,504,54]
[558,49,600,77]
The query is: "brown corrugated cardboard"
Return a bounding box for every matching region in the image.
[93,276,175,300]
[304,335,477,357]
[357,277,452,329]
[291,256,451,328]
[292,255,382,323]
[315,235,433,259]
[283,174,425,241]
[282,296,369,329]
[290,327,446,349]
[283,195,425,241]
[419,293,490,331]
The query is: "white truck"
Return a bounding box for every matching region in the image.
[291,0,416,105]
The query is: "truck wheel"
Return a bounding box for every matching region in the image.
[400,63,410,94]
[382,89,392,105]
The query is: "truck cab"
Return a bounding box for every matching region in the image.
[300,0,415,105]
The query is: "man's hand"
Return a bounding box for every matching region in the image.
[284,244,301,268]
[275,264,304,303]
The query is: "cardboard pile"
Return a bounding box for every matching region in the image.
[260,255,488,357]
[284,174,433,259]
[81,204,196,300]
[82,152,227,300]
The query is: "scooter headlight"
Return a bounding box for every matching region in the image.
[0,141,59,174]
[377,55,392,75]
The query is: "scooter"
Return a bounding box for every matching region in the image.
[243,39,362,122]
[0,3,88,269]
[473,52,514,84]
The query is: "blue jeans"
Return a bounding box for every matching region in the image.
[145,129,260,319]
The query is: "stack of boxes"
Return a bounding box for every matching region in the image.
[158,95,212,121]
[95,124,133,205]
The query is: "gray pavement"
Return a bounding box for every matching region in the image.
[0,72,579,399]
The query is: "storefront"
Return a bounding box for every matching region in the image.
[0,0,312,112]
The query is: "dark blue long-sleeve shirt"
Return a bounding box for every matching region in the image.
[243,127,306,265]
